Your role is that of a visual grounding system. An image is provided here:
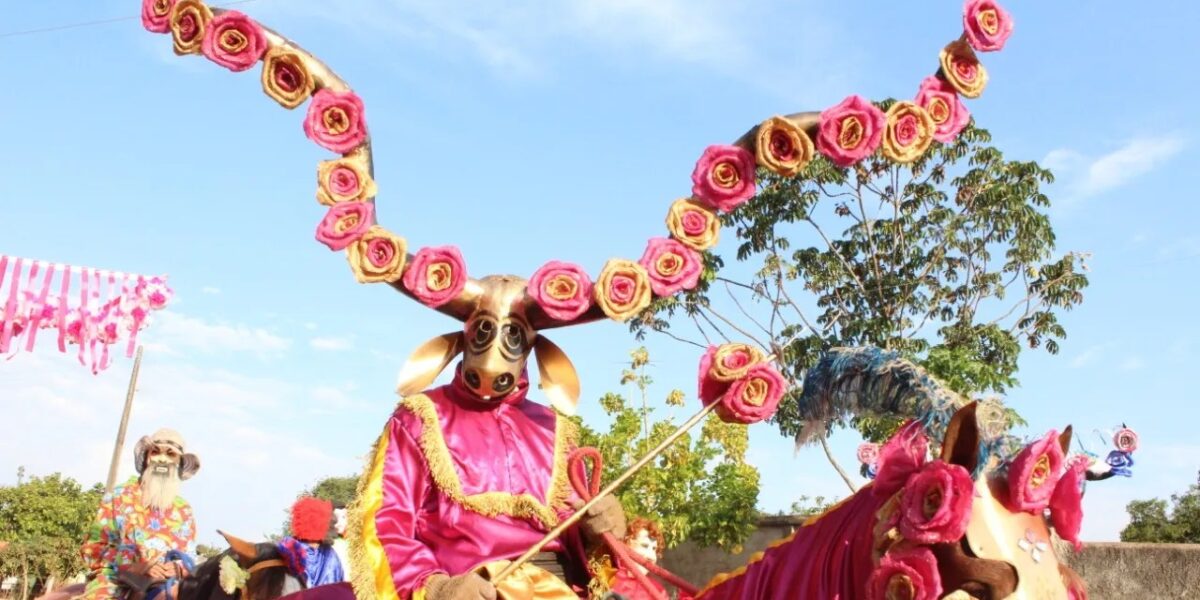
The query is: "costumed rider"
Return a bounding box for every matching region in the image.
[332,505,353,582]
[350,276,627,600]
[81,429,199,600]
[605,519,691,600]
[277,497,346,587]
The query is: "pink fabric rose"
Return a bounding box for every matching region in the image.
[690,145,757,213]
[638,237,703,297]
[201,11,267,72]
[528,261,593,322]
[716,363,787,425]
[963,0,1014,53]
[697,343,766,403]
[402,246,468,308]
[141,0,176,33]
[915,76,970,144]
[1051,460,1085,551]
[304,90,369,154]
[865,547,942,600]
[96,318,121,345]
[1007,430,1065,513]
[1113,427,1138,453]
[816,95,886,168]
[873,421,930,497]
[857,442,880,466]
[898,460,974,544]
[315,202,375,251]
[64,309,86,345]
[138,278,173,311]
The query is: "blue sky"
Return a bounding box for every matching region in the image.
[1,0,1197,547]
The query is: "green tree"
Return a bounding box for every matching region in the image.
[787,495,837,518]
[636,116,1087,452]
[576,348,760,553]
[0,469,104,595]
[1120,473,1200,543]
[195,544,224,561]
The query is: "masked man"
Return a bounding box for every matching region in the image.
[277,497,346,588]
[350,276,627,600]
[80,429,199,600]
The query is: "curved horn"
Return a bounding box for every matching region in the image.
[389,277,484,323]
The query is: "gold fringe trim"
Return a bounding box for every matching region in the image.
[401,394,578,531]
[346,429,398,600]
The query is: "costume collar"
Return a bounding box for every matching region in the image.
[446,363,530,410]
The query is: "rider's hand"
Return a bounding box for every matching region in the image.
[146,564,172,580]
[573,495,627,540]
[423,572,496,600]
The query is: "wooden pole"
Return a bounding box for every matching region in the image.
[106,346,144,494]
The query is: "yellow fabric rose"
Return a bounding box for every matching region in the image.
[594,259,652,322]
[939,40,989,99]
[262,46,316,110]
[317,154,378,206]
[169,0,212,56]
[665,198,720,252]
[347,226,408,284]
[881,102,935,164]
[708,343,766,382]
[755,116,814,177]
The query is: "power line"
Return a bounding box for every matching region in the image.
[0,0,263,40]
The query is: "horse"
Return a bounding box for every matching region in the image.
[687,347,1090,599]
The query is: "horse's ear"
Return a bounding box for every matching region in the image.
[396,331,464,397]
[941,402,981,473]
[1059,426,1073,456]
[534,335,580,416]
[219,530,256,562]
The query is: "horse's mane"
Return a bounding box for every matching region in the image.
[177,547,295,600]
[178,552,229,600]
[698,487,888,599]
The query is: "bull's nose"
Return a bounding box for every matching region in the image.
[493,373,515,394]
[463,369,482,390]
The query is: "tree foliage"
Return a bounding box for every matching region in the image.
[635,116,1088,443]
[0,468,104,586]
[575,348,760,553]
[1120,473,1200,543]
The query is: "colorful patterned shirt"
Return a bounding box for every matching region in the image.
[80,477,196,600]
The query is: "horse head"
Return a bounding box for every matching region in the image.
[177,532,302,600]
[393,274,590,414]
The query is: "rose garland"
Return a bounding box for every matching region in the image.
[142,0,1015,325]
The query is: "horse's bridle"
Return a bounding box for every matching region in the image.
[238,559,288,600]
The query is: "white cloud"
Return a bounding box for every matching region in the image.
[201,286,221,295]
[147,311,291,358]
[1070,344,1110,368]
[1119,356,1145,372]
[304,322,319,331]
[1046,136,1186,204]
[310,336,354,351]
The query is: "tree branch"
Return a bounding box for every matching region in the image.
[819,432,859,493]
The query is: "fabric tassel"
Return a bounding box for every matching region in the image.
[57,264,71,351]
[126,275,146,358]
[5,261,41,357]
[88,269,102,373]
[25,264,55,352]
[77,267,90,366]
[1,257,24,354]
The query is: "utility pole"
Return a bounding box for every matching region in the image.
[106,346,144,494]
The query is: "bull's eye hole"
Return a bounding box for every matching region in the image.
[493,373,515,393]
[469,318,497,351]
[501,323,526,355]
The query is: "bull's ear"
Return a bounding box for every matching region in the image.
[941,402,981,473]
[1059,426,1073,456]
[534,336,580,416]
[219,530,256,562]
[396,332,464,397]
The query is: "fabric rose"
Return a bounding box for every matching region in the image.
[64,309,86,345]
[882,102,935,164]
[304,89,369,154]
[857,442,880,466]
[96,318,121,345]
[898,460,974,544]
[262,47,316,110]
[594,259,652,322]
[716,363,787,425]
[347,226,407,284]
[755,116,814,177]
[638,237,703,297]
[1113,427,1138,453]
[315,202,374,251]
[690,145,757,213]
[169,0,212,56]
[963,0,1014,53]
[865,547,942,600]
[402,246,468,308]
[316,156,377,206]
[816,95,887,168]
[1007,430,1065,512]
[201,11,267,73]
[915,76,970,143]
[665,198,720,252]
[697,343,766,403]
[1051,460,1085,551]
[142,0,176,34]
[873,421,930,498]
[138,278,173,311]
[939,40,989,99]
[528,261,593,322]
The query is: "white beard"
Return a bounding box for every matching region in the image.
[141,463,182,511]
